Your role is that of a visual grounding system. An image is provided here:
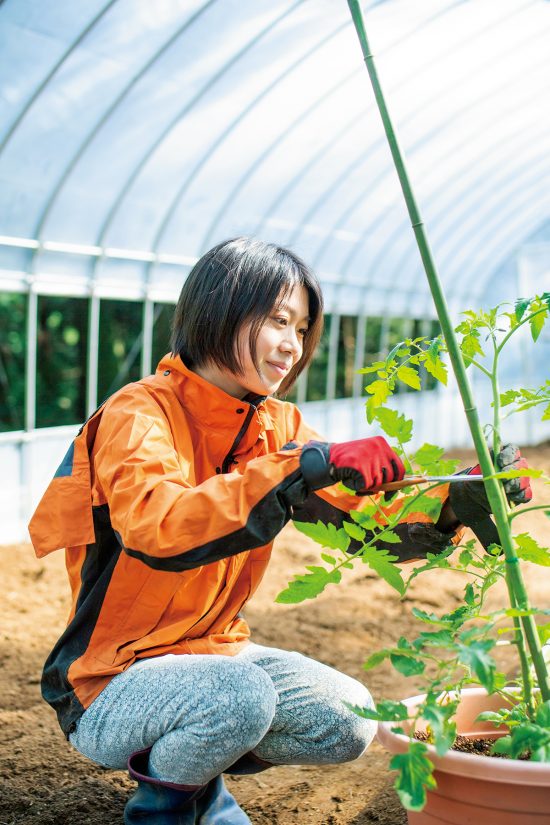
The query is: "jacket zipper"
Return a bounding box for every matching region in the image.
[221,405,257,473]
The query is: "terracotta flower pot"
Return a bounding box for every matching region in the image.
[377,687,550,824]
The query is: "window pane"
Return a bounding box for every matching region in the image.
[98,300,143,402]
[36,295,88,428]
[306,314,331,401]
[0,292,26,432]
[335,315,357,399]
[152,302,174,370]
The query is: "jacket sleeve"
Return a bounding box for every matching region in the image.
[282,402,463,563]
[92,391,308,573]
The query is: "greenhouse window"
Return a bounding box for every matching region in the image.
[0,292,26,432]
[36,296,88,428]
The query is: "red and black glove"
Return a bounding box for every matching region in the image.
[449,444,533,549]
[300,436,405,494]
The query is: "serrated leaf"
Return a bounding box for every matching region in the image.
[390,741,436,812]
[347,698,410,722]
[343,520,366,541]
[390,653,425,676]
[362,546,405,595]
[293,520,351,553]
[414,443,444,469]
[515,533,550,566]
[357,360,386,374]
[378,529,402,544]
[397,365,421,390]
[412,607,445,625]
[457,640,496,692]
[500,389,520,407]
[491,468,543,480]
[515,297,531,322]
[416,629,455,648]
[374,407,414,444]
[386,341,406,367]
[320,553,336,565]
[422,698,459,756]
[424,354,448,386]
[365,380,391,423]
[363,649,391,671]
[275,566,341,604]
[530,308,547,342]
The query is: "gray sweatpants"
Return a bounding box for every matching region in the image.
[69,643,376,785]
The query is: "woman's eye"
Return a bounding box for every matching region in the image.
[273,316,287,326]
[299,328,309,337]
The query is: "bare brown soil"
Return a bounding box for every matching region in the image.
[1,447,549,825]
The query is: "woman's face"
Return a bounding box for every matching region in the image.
[196,284,310,399]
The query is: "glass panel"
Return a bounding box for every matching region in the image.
[98,299,143,403]
[0,292,27,432]
[36,295,88,428]
[152,302,175,370]
[306,314,331,401]
[335,315,358,399]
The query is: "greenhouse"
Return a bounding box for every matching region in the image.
[1,2,550,823]
[1,0,549,544]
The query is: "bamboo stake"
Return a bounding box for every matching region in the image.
[346,0,550,700]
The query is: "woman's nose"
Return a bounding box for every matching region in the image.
[281,328,302,359]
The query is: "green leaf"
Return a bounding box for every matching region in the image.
[390,653,425,676]
[343,520,366,542]
[499,389,520,407]
[365,380,391,423]
[275,566,342,604]
[536,701,550,728]
[362,546,405,595]
[363,649,391,671]
[416,628,455,648]
[347,698,409,722]
[422,697,459,756]
[374,407,414,444]
[464,583,476,606]
[424,354,448,386]
[515,533,550,566]
[491,468,543,480]
[390,741,436,812]
[320,553,336,565]
[413,443,444,469]
[530,308,547,342]
[457,640,496,692]
[515,297,531,322]
[357,360,386,374]
[386,341,407,367]
[378,529,402,544]
[293,520,351,553]
[397,365,421,390]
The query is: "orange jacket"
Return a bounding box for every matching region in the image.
[29,355,456,737]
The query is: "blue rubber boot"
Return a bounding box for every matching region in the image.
[125,749,251,824]
[125,749,200,824]
[195,775,251,824]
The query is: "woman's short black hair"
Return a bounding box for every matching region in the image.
[171,237,324,395]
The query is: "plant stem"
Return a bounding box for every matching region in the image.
[509,504,550,521]
[346,0,550,701]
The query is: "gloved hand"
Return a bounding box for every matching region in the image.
[449,443,533,549]
[300,436,405,494]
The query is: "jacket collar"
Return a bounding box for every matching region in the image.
[155,354,275,433]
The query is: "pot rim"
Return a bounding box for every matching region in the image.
[377,687,550,785]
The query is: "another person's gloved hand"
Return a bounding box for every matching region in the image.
[300,436,405,494]
[449,443,533,549]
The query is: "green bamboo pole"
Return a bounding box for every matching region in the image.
[346,0,550,700]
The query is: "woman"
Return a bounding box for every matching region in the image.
[29,237,531,824]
